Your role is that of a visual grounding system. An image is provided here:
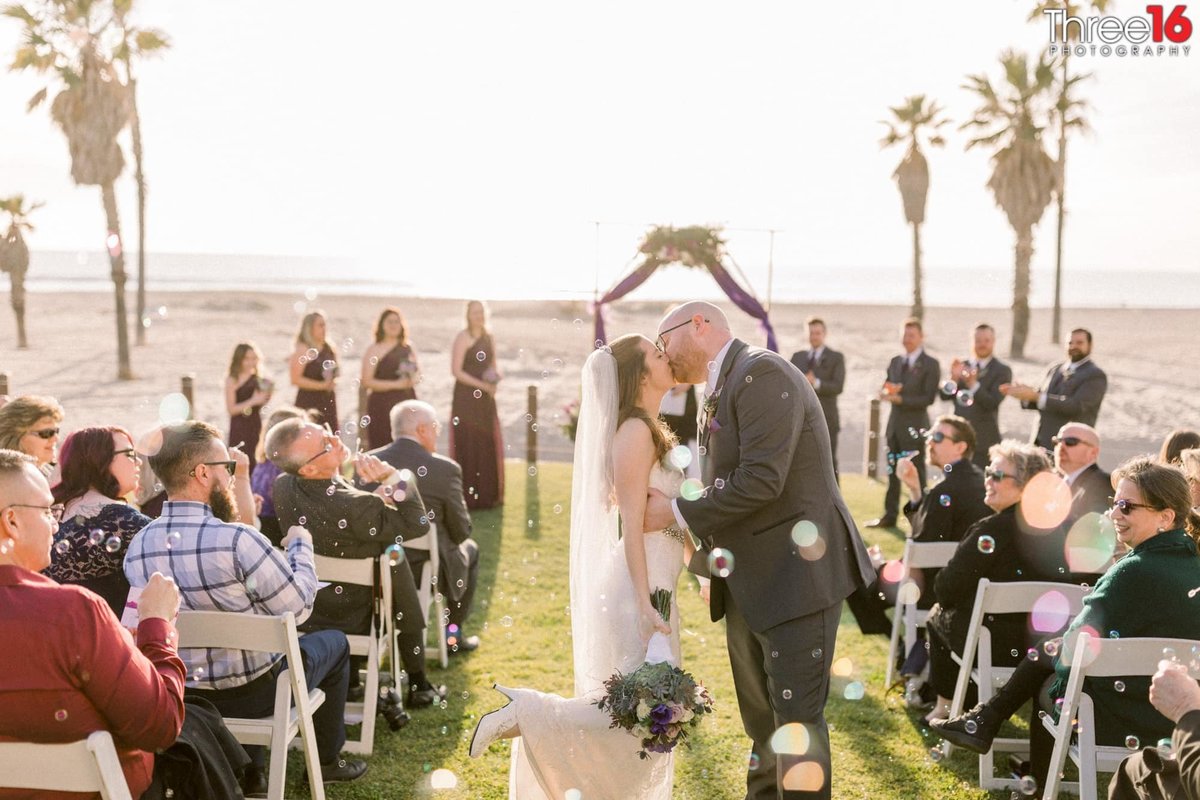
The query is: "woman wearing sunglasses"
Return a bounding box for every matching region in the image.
[934,457,1200,795]
[43,426,150,617]
[0,394,64,478]
[923,440,1068,724]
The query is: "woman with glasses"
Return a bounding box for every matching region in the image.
[934,457,1200,795]
[290,310,339,430]
[0,394,64,478]
[922,440,1068,723]
[43,426,150,617]
[449,300,504,509]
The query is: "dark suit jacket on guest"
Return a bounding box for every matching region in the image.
[365,437,474,604]
[903,459,991,609]
[1069,462,1113,522]
[885,351,941,441]
[273,473,429,635]
[939,357,1012,467]
[789,348,845,437]
[1023,358,1108,450]
[927,504,1070,666]
[679,339,874,632]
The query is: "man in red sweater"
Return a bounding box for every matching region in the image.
[0,448,186,799]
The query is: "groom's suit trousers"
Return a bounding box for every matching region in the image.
[724,593,840,800]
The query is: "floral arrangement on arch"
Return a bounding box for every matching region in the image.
[637,225,726,271]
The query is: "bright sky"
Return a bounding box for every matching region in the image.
[2,0,1197,296]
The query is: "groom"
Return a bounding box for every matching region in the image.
[645,302,874,800]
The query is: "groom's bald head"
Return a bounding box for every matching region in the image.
[657,302,732,384]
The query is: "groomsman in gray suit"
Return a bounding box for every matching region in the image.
[939,323,1011,468]
[644,302,874,800]
[790,317,846,477]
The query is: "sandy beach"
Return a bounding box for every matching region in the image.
[0,291,1192,475]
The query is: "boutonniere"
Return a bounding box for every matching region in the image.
[704,389,722,432]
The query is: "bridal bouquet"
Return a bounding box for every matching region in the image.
[594,589,715,759]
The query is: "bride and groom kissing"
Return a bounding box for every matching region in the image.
[470,301,875,800]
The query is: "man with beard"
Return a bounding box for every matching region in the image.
[1001,327,1108,451]
[124,421,367,792]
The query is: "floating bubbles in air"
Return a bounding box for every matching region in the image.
[939,494,952,508]
[708,548,735,578]
[385,544,402,566]
[831,657,854,677]
[54,539,70,555]
[158,393,190,425]
[896,580,921,605]
[940,380,958,396]
[668,445,693,470]
[977,535,996,554]
[843,681,865,701]
[1031,589,1073,633]
[791,520,820,548]
[1114,680,1126,693]
[769,722,811,755]
[1017,775,1038,795]
[1126,735,1140,750]
[1020,472,1073,530]
[956,390,975,408]
[680,478,705,501]
[1064,512,1118,574]
[87,529,105,547]
[429,768,458,790]
[473,389,483,399]
[104,536,121,554]
[782,762,826,792]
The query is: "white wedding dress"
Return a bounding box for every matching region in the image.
[505,459,685,800]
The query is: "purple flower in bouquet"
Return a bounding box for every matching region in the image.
[649,704,673,735]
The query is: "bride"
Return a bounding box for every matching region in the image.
[470,334,694,799]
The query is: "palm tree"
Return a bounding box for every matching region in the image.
[6,0,135,378]
[1028,0,1108,344]
[880,95,950,320]
[0,195,42,349]
[112,0,168,346]
[961,50,1059,359]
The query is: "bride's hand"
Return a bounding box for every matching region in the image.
[638,605,671,642]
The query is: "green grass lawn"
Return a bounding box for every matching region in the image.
[289,462,1054,799]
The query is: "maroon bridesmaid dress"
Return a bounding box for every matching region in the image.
[365,343,418,450]
[295,342,339,430]
[450,334,504,509]
[228,374,264,472]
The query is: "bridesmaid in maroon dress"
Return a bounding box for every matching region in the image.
[225,342,273,471]
[361,306,420,450]
[290,310,340,430]
[450,300,504,509]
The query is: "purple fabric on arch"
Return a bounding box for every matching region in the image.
[592,260,660,347]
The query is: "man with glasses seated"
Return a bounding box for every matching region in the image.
[124,421,367,794]
[1053,422,1111,522]
[268,417,448,711]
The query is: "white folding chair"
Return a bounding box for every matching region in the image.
[1041,634,1200,800]
[944,579,1087,791]
[175,610,327,800]
[884,539,961,688]
[405,523,449,668]
[313,553,394,754]
[0,730,132,799]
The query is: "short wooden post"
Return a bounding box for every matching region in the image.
[0,372,8,397]
[181,375,195,419]
[864,397,881,481]
[526,386,538,464]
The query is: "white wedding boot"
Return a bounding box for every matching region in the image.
[469,684,520,758]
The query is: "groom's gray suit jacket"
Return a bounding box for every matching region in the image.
[679,339,874,632]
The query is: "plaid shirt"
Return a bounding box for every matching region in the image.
[124,500,319,690]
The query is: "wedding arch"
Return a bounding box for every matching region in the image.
[591,225,778,352]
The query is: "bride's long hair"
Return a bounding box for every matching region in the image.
[609,334,678,465]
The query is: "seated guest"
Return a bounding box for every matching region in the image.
[1054,422,1111,521]
[924,440,1067,722]
[0,448,186,799]
[252,405,309,547]
[934,458,1200,796]
[1109,660,1200,800]
[368,400,482,654]
[1161,429,1200,467]
[0,394,63,478]
[845,414,990,637]
[44,426,149,617]
[124,421,366,790]
[268,418,448,708]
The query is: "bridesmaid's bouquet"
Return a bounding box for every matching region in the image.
[594,589,715,759]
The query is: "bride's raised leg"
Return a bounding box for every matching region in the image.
[469,684,521,758]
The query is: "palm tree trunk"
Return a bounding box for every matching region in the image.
[1051,54,1068,345]
[1011,226,1034,359]
[101,181,134,380]
[910,221,924,320]
[11,271,27,349]
[128,67,148,347]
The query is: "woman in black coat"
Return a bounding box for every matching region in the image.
[924,440,1071,722]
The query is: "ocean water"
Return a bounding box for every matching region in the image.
[18,249,1200,308]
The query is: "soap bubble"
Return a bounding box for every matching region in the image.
[977,535,995,554]
[707,548,735,578]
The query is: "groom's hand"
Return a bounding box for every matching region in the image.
[644,489,676,532]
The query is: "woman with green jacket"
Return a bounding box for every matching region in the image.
[933,456,1200,794]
